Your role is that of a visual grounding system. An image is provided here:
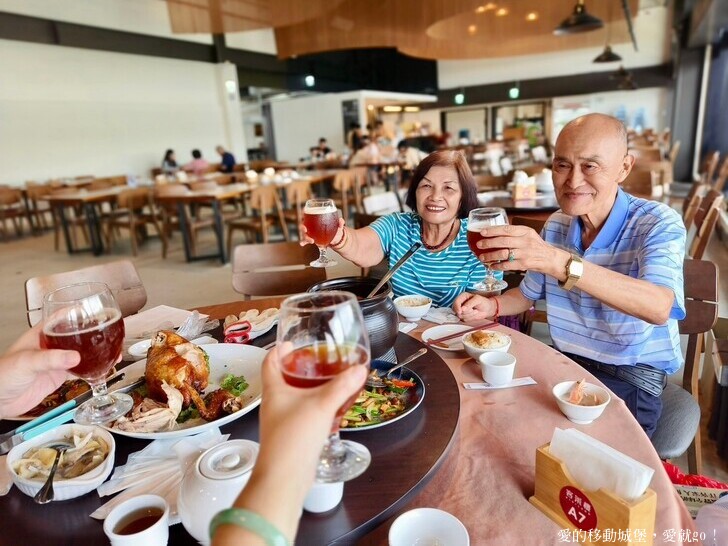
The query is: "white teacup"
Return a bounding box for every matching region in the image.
[389,507,469,546]
[478,352,516,387]
[103,494,169,546]
[303,481,344,513]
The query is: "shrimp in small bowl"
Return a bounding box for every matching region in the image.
[552,380,611,424]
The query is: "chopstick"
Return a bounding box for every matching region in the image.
[428,321,499,344]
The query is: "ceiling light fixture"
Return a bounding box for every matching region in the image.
[593,45,622,63]
[454,92,465,105]
[383,105,403,113]
[367,104,374,111]
[468,25,477,34]
[553,0,603,35]
[508,82,520,100]
[526,12,538,22]
[404,106,420,113]
[496,8,508,16]
[475,3,497,13]
[304,74,315,87]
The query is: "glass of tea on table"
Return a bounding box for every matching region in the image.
[467,207,509,292]
[303,198,339,268]
[277,291,371,482]
[41,282,132,425]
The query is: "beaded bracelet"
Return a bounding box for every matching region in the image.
[330,226,348,249]
[209,508,289,546]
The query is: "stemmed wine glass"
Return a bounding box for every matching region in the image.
[41,282,132,425]
[303,198,339,268]
[277,291,371,483]
[467,207,509,293]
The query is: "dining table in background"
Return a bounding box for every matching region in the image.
[479,193,561,223]
[0,297,694,545]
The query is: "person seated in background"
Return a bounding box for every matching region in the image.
[0,326,80,419]
[346,122,363,152]
[301,150,501,308]
[349,135,380,166]
[453,113,686,438]
[398,141,428,185]
[311,138,331,159]
[184,149,210,178]
[216,146,236,173]
[211,348,365,545]
[161,149,179,176]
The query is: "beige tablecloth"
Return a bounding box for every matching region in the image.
[361,323,694,545]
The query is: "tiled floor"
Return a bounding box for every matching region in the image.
[1,219,727,484]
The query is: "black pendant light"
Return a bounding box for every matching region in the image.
[594,45,622,63]
[554,0,604,35]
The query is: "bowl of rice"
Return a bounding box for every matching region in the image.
[462,330,511,360]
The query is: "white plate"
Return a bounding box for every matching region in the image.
[104,344,265,440]
[421,324,471,352]
[127,335,219,359]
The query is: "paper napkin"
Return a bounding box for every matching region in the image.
[123,305,208,339]
[92,428,228,524]
[463,377,537,390]
[549,428,654,502]
[398,322,418,334]
[422,307,460,325]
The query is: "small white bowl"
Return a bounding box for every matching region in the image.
[393,295,432,321]
[7,424,115,501]
[389,507,469,546]
[552,381,611,424]
[461,330,511,361]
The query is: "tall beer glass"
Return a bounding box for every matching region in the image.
[303,198,339,268]
[277,291,371,482]
[41,282,133,425]
[467,207,509,292]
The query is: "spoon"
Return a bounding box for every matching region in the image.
[365,348,428,388]
[366,242,422,298]
[34,440,73,504]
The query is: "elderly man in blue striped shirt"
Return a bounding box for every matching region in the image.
[454,114,686,437]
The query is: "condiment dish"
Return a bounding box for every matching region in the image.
[552,380,611,424]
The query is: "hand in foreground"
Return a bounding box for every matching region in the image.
[453,292,497,323]
[299,217,345,247]
[257,347,367,477]
[475,224,557,275]
[0,325,80,419]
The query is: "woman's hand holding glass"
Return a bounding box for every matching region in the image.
[467,207,509,292]
[301,199,341,268]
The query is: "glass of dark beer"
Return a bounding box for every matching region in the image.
[468,207,509,292]
[303,198,339,268]
[41,282,133,425]
[277,291,371,483]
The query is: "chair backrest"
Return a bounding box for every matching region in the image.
[521,164,549,177]
[231,242,326,299]
[363,192,401,215]
[682,193,702,230]
[682,183,708,214]
[679,258,719,395]
[510,215,547,234]
[117,188,152,210]
[25,260,147,326]
[284,180,313,225]
[89,178,114,191]
[668,140,681,164]
[693,189,723,231]
[629,147,662,162]
[689,204,722,260]
[621,169,657,197]
[474,174,507,191]
[700,151,720,183]
[713,157,728,193]
[353,212,381,229]
[0,188,23,206]
[249,185,281,213]
[333,170,358,193]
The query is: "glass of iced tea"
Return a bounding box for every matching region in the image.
[277,291,371,483]
[303,198,339,268]
[41,282,133,425]
[468,207,509,292]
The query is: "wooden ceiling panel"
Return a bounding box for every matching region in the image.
[165,0,640,60]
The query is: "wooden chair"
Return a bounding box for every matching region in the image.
[331,169,364,223]
[103,188,166,256]
[682,193,702,230]
[651,259,718,475]
[712,157,728,193]
[25,260,147,326]
[521,164,549,177]
[509,216,548,335]
[88,178,115,191]
[474,174,507,191]
[189,180,240,219]
[0,188,28,241]
[681,183,708,215]
[282,179,313,236]
[226,185,289,256]
[692,189,723,232]
[153,184,214,258]
[621,169,659,198]
[668,140,681,164]
[696,151,720,184]
[629,147,662,162]
[231,242,326,300]
[48,186,90,251]
[25,182,53,231]
[689,203,723,260]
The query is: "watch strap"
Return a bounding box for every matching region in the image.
[559,254,583,291]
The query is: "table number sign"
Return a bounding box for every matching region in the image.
[529,445,656,546]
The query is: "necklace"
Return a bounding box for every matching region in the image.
[421,219,458,251]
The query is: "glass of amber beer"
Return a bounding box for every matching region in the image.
[277,291,371,482]
[41,282,133,425]
[303,198,339,268]
[467,207,509,292]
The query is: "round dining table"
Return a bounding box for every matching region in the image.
[0,297,694,545]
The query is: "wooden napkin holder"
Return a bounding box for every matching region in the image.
[529,444,656,545]
[512,182,536,201]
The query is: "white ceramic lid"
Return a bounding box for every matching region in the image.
[198,440,259,480]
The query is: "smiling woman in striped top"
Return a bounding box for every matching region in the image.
[301,150,496,308]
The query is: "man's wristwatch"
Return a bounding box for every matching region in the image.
[559,253,584,291]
